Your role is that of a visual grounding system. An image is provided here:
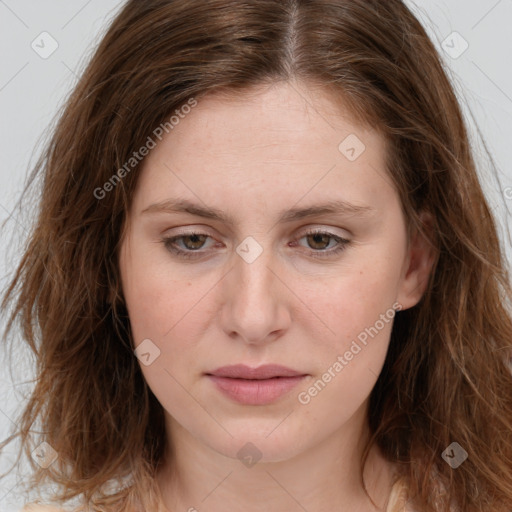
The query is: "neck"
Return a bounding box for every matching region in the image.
[155,404,398,512]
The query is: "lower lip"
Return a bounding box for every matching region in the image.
[207,375,307,405]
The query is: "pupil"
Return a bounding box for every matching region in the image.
[185,234,206,250]
[309,234,329,249]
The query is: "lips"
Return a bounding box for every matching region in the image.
[206,364,306,380]
[205,364,308,405]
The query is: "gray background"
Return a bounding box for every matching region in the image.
[1,1,511,510]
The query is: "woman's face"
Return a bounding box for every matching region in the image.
[119,80,431,463]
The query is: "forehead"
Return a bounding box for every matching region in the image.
[129,81,395,221]
[168,81,381,156]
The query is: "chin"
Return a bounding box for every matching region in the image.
[206,423,309,464]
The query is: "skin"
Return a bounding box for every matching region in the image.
[118,79,435,512]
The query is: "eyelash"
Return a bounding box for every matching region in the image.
[161,229,350,260]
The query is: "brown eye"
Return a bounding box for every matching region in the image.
[295,229,351,259]
[305,232,332,250]
[161,232,215,260]
[180,234,208,250]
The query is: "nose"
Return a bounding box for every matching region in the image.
[219,239,291,346]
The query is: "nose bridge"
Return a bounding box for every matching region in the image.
[233,235,276,308]
[221,234,289,343]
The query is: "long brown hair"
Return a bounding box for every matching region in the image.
[1,1,511,511]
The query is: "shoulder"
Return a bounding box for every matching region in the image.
[386,476,458,512]
[386,477,419,512]
[20,504,68,512]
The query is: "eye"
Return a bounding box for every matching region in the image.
[161,232,216,259]
[294,229,350,258]
[161,228,351,261]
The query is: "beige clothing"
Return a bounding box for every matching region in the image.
[21,478,418,512]
[21,506,65,512]
[386,477,418,511]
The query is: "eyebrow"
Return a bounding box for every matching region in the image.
[141,198,376,224]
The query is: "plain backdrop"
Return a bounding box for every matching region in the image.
[1,1,512,510]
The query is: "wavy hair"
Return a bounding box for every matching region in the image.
[1,1,512,511]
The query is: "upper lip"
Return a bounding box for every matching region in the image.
[207,364,306,380]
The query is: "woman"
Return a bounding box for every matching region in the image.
[2,1,512,511]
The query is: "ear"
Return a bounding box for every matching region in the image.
[396,211,437,311]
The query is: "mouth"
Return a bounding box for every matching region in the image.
[205,364,308,405]
[206,363,307,380]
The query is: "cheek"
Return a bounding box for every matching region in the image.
[292,252,401,406]
[120,235,203,339]
[120,257,217,411]
[300,257,402,343]
[295,272,398,421]
[120,244,224,388]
